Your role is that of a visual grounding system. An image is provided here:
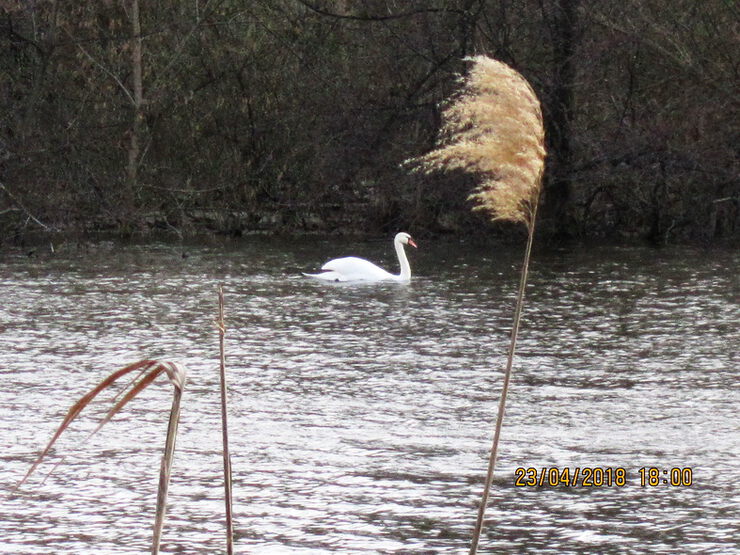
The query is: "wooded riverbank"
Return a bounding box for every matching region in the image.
[2,1,737,244]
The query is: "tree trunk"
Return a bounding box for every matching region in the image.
[543,0,578,235]
[127,0,144,208]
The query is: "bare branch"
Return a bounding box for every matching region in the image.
[294,0,462,22]
[0,181,54,231]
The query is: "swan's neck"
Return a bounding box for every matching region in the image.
[395,239,411,281]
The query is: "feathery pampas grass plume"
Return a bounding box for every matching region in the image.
[409,55,545,227]
[408,55,545,554]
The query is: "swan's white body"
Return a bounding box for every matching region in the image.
[304,232,417,282]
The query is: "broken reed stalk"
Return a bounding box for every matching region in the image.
[151,363,187,555]
[407,55,545,554]
[218,286,235,554]
[14,360,187,555]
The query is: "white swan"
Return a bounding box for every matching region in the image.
[304,232,417,282]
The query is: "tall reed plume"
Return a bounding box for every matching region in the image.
[408,55,545,553]
[15,360,188,555]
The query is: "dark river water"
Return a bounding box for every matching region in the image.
[0,237,737,554]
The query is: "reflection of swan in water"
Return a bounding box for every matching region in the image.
[303,232,417,282]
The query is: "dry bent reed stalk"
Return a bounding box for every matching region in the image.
[407,55,545,554]
[15,360,188,555]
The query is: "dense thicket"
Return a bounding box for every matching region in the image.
[1,0,737,243]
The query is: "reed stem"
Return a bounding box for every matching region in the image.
[218,286,235,554]
[469,199,539,554]
[152,384,184,554]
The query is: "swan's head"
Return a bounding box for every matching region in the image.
[395,232,417,248]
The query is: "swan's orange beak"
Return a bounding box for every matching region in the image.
[408,238,418,248]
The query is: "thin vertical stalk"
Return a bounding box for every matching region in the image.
[152,384,184,555]
[218,286,234,554]
[127,0,144,199]
[469,199,539,554]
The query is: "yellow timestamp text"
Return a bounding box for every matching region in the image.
[514,467,694,488]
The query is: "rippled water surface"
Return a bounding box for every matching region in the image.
[1,237,738,554]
